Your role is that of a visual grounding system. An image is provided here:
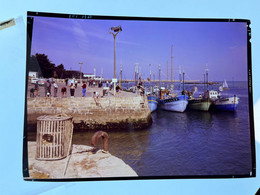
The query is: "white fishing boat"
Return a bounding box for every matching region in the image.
[188,97,211,111]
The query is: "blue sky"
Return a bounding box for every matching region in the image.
[30,16,248,81]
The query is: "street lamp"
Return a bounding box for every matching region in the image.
[109,25,122,96]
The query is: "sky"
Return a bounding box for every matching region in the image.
[30,16,248,82]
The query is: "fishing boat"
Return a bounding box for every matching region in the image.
[204,90,239,111]
[187,97,211,111]
[157,45,188,112]
[211,95,239,111]
[147,95,158,112]
[158,93,188,112]
[222,79,229,90]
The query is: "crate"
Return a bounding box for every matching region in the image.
[36,115,73,160]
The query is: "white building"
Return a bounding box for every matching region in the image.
[29,71,38,79]
[83,73,95,79]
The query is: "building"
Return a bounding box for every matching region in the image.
[29,71,38,79]
[83,73,95,79]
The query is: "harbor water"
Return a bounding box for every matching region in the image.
[27,81,253,176]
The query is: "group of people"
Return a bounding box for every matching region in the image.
[30,79,124,99]
[30,80,97,98]
[43,80,59,97]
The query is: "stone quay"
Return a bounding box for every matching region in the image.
[27,86,152,131]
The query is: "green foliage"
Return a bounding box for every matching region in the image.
[55,64,66,78]
[28,53,81,79]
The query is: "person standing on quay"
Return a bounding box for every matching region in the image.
[61,86,67,98]
[53,81,58,97]
[70,82,75,97]
[82,81,87,97]
[45,80,51,97]
[34,81,39,97]
[75,80,78,89]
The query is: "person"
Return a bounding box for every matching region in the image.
[75,80,78,89]
[137,82,142,95]
[82,81,87,97]
[53,81,58,97]
[34,81,39,97]
[61,86,67,97]
[70,82,75,97]
[65,78,68,86]
[109,82,113,90]
[44,80,51,97]
[116,84,120,95]
[30,88,35,97]
[93,91,100,105]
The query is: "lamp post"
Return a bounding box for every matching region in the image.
[120,64,122,89]
[110,25,122,96]
[79,62,83,84]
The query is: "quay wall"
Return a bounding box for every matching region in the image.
[27,96,152,130]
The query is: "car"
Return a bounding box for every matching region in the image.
[31,78,38,84]
[38,78,46,86]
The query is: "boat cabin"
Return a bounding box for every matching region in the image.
[204,90,221,100]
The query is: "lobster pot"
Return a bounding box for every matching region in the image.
[36,115,73,160]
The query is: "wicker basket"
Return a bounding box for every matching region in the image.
[36,115,73,160]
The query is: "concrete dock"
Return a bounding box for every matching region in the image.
[26,142,137,179]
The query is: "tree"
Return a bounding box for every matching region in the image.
[55,64,66,78]
[29,53,55,78]
[28,55,43,77]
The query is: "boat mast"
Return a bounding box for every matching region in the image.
[135,64,137,86]
[159,64,161,88]
[183,71,185,93]
[167,61,168,89]
[149,64,151,89]
[179,65,182,90]
[135,63,139,86]
[206,64,209,90]
[204,73,206,92]
[171,45,173,88]
[120,64,122,88]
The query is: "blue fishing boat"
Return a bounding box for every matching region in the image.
[158,94,188,112]
[147,95,158,112]
[211,95,239,111]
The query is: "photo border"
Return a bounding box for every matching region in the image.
[23,11,256,181]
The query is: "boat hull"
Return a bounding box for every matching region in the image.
[188,98,211,111]
[159,95,188,112]
[211,96,239,111]
[147,96,158,112]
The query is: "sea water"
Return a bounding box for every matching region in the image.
[72,81,253,176]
